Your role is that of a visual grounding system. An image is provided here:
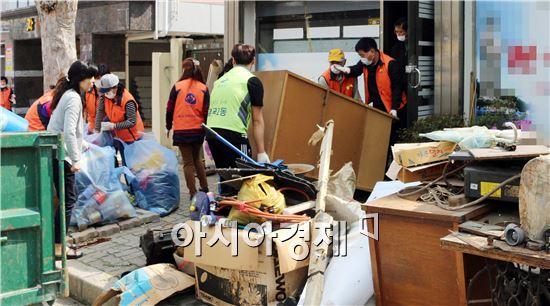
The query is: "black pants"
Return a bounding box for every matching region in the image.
[206,128,251,196]
[53,160,76,244]
[113,139,127,167]
[387,107,409,168]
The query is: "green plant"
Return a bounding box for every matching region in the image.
[474,112,526,129]
[397,115,466,143]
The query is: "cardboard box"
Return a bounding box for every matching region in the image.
[386,160,449,183]
[182,221,310,305]
[392,142,457,167]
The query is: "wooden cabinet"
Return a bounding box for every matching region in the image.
[363,195,493,306]
[253,70,394,191]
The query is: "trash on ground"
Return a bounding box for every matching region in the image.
[72,143,136,230]
[92,263,194,306]
[124,136,181,216]
[183,220,309,305]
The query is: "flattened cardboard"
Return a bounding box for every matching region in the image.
[392,142,457,167]
[386,160,449,183]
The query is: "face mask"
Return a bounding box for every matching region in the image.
[105,91,116,99]
[330,65,341,75]
[361,57,372,66]
[0,84,5,89]
[397,35,406,42]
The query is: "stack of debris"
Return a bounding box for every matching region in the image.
[97,121,374,306]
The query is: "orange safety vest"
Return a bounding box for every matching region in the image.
[104,89,145,143]
[172,79,207,131]
[321,69,356,98]
[25,91,54,131]
[363,51,407,113]
[85,87,99,131]
[1,88,13,110]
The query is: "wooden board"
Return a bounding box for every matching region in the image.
[458,221,504,238]
[369,213,468,305]
[366,201,493,306]
[441,232,550,269]
[255,70,394,191]
[363,194,493,223]
[249,71,287,157]
[468,145,550,160]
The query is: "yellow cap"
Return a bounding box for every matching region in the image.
[328,48,345,62]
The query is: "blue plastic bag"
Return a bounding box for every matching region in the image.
[83,131,114,147]
[75,144,128,194]
[123,139,180,216]
[70,185,136,229]
[72,144,136,229]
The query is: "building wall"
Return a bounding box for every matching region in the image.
[1,1,154,106]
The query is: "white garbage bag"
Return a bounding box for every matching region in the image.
[298,221,374,305]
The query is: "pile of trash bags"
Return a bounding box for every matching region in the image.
[124,138,180,216]
[71,132,181,230]
[72,143,136,230]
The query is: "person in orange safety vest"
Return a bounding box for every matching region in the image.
[166,58,209,198]
[25,90,54,131]
[95,73,144,167]
[317,49,361,100]
[1,76,16,111]
[85,64,110,133]
[337,37,408,168]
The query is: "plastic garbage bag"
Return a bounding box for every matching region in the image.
[70,186,136,230]
[229,174,286,224]
[72,143,136,229]
[75,144,129,194]
[419,125,518,150]
[131,169,180,216]
[83,131,114,147]
[124,139,179,172]
[123,139,180,216]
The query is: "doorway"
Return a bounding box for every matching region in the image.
[383,0,435,126]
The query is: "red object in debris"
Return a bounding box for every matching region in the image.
[93,191,107,204]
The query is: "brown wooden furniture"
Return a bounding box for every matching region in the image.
[253,70,394,191]
[441,232,550,269]
[363,195,493,306]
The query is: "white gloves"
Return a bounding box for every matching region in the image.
[82,140,90,151]
[368,102,374,107]
[334,65,350,74]
[101,122,116,131]
[257,152,270,164]
[390,109,398,118]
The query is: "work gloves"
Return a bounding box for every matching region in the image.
[257,152,270,164]
[101,122,116,132]
[334,65,350,74]
[390,109,398,119]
